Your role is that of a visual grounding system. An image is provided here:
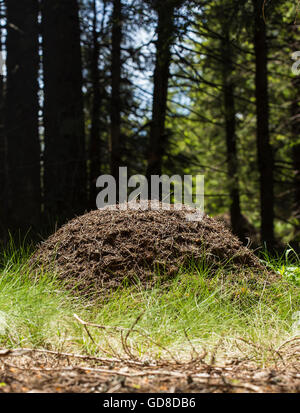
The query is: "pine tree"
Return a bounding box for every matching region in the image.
[291,24,300,242]
[219,3,244,240]
[252,0,274,246]
[110,0,123,184]
[42,0,86,221]
[89,0,103,208]
[4,0,41,233]
[146,0,178,184]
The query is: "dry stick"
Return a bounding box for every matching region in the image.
[78,317,96,346]
[102,332,126,361]
[74,314,134,360]
[98,337,121,360]
[276,336,300,352]
[184,329,199,362]
[125,312,144,343]
[0,349,11,357]
[123,312,145,361]
[237,337,263,352]
[183,329,207,365]
[229,382,263,393]
[73,313,180,364]
[136,330,180,364]
[1,360,266,392]
[74,313,143,361]
[0,348,156,367]
[234,339,258,364]
[2,360,187,379]
[120,330,136,361]
[1,347,241,374]
[270,348,286,368]
[74,314,127,358]
[0,359,199,380]
[73,313,139,333]
[210,337,224,367]
[237,337,287,367]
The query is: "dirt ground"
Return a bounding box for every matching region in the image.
[0,345,299,393]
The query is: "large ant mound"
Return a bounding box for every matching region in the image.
[33,201,274,292]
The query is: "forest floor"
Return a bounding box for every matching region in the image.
[0,243,299,393]
[0,344,299,393]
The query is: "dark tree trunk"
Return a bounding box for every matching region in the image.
[291,25,300,240]
[252,0,274,247]
[292,130,300,231]
[0,11,5,225]
[89,0,102,208]
[110,0,122,183]
[146,1,175,182]
[42,0,86,222]
[4,0,41,233]
[221,28,244,241]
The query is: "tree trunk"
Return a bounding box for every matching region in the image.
[252,0,274,247]
[146,1,175,183]
[42,0,86,222]
[89,0,102,208]
[0,9,5,228]
[291,25,300,242]
[292,128,300,233]
[221,29,244,241]
[4,0,41,233]
[110,0,122,184]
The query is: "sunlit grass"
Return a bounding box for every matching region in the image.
[0,243,299,365]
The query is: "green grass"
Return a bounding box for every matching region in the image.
[0,243,299,365]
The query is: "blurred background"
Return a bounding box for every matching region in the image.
[0,0,299,251]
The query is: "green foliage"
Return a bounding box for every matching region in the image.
[260,246,300,286]
[166,0,299,239]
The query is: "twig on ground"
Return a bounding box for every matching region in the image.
[122,312,145,361]
[74,314,96,345]
[184,329,207,365]
[210,337,223,367]
[276,336,300,352]
[0,347,156,367]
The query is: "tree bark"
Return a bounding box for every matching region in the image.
[291,25,300,241]
[110,0,122,184]
[4,0,41,233]
[292,128,300,232]
[221,28,244,241]
[146,1,175,183]
[252,0,274,247]
[0,7,5,227]
[89,0,102,208]
[42,0,86,221]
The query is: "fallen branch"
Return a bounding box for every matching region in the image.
[0,347,156,367]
